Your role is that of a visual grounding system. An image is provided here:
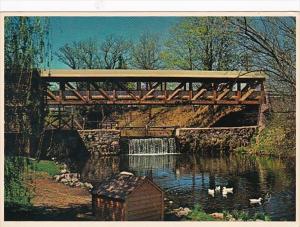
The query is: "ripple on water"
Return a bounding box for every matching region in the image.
[86,153,295,221]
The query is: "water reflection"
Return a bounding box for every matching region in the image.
[81,153,295,221]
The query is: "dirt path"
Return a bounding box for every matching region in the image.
[31,176,91,208]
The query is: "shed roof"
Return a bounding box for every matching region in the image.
[40,69,266,80]
[91,172,160,200]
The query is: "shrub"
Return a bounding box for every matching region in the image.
[187,204,216,221]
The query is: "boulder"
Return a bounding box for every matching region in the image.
[173,207,191,217]
[75,182,83,187]
[84,182,93,189]
[60,178,68,184]
[60,169,67,174]
[54,175,61,182]
[210,212,224,219]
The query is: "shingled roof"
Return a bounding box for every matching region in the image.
[91,172,151,200]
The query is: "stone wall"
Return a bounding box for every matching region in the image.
[176,126,257,153]
[78,129,121,155]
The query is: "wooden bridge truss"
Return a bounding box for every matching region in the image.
[41,70,266,106]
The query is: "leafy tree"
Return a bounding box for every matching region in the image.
[131,33,162,69]
[5,16,49,207]
[162,17,240,70]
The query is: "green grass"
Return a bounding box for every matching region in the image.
[187,205,216,221]
[29,159,62,176]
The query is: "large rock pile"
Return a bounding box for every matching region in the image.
[53,169,93,190]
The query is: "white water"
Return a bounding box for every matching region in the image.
[128,138,177,155]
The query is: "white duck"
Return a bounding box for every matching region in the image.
[249,197,262,205]
[215,186,221,192]
[208,189,215,197]
[223,187,233,194]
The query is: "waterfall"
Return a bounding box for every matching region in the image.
[128,138,177,155]
[128,155,177,170]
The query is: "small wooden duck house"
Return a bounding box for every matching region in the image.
[91,171,164,221]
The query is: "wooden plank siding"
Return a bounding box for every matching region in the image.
[93,196,126,221]
[126,181,164,221]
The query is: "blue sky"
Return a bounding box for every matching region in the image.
[49,17,181,68]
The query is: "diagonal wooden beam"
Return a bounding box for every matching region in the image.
[73,119,83,130]
[115,82,140,101]
[91,82,112,101]
[166,82,185,101]
[65,82,87,103]
[141,82,161,100]
[240,89,255,101]
[59,117,73,129]
[141,88,155,101]
[216,88,230,101]
[167,89,182,101]
[191,88,207,101]
[47,90,58,101]
[45,118,59,129]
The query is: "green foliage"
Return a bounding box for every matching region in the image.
[234,146,247,154]
[249,113,295,158]
[223,210,271,221]
[162,17,241,70]
[5,17,48,72]
[4,156,33,207]
[187,205,216,221]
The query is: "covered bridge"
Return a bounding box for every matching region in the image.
[41,69,266,106]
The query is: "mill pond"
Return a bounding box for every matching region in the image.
[76,139,295,221]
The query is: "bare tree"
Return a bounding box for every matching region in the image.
[131,33,162,69]
[231,17,296,97]
[56,39,101,69]
[101,36,131,69]
[56,43,79,69]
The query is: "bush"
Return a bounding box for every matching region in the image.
[223,210,271,221]
[249,113,295,158]
[187,204,216,221]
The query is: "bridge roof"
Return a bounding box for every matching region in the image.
[41,69,266,80]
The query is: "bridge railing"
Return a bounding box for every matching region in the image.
[45,116,118,130]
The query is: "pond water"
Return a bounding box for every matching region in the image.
[80,152,295,221]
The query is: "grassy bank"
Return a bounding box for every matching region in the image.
[235,113,295,158]
[5,156,62,208]
[186,205,271,221]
